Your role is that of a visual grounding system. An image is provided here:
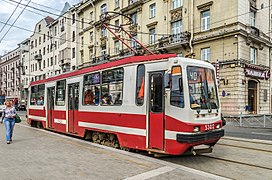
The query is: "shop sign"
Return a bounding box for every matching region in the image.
[244,68,270,80]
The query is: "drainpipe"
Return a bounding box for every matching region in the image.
[189,0,194,55]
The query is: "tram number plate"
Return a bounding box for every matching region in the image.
[205,124,215,131]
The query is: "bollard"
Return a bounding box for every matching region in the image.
[239,112,242,127]
[264,115,266,128]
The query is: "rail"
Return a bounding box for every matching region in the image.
[223,114,272,128]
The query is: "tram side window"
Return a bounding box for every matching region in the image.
[56,80,66,106]
[136,65,145,106]
[83,72,100,105]
[170,66,184,108]
[101,68,123,106]
[30,84,45,105]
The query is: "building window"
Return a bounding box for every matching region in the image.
[50,57,53,66]
[81,36,84,47]
[115,19,119,32]
[43,34,46,42]
[101,4,107,15]
[172,0,181,9]
[101,45,107,58]
[38,24,41,32]
[81,18,84,29]
[72,31,75,42]
[56,80,66,106]
[114,40,120,54]
[131,12,137,24]
[250,47,257,64]
[150,3,156,18]
[136,65,145,106]
[131,35,137,49]
[83,73,100,105]
[201,48,210,61]
[149,28,156,45]
[72,48,75,59]
[115,0,120,8]
[101,68,124,106]
[43,60,45,68]
[43,47,45,55]
[90,11,94,21]
[54,26,57,36]
[250,10,256,27]
[171,20,182,43]
[201,10,210,31]
[72,14,75,24]
[90,31,93,43]
[101,27,107,37]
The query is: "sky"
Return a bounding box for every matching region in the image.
[0,0,80,55]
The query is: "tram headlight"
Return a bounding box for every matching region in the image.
[216,124,221,129]
[193,126,200,132]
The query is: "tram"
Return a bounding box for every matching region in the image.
[27,54,224,155]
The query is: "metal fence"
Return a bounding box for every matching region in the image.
[224,114,272,128]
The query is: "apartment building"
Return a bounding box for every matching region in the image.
[74,0,272,115]
[0,47,22,104]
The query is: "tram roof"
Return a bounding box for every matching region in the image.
[30,54,176,86]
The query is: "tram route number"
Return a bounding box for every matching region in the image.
[205,124,215,131]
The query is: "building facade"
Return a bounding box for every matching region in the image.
[73,0,272,115]
[0,47,22,104]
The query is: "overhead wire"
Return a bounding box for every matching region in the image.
[0,0,32,42]
[0,0,23,36]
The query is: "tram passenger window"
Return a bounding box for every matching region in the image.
[56,80,66,106]
[83,73,100,105]
[101,68,123,106]
[170,66,184,108]
[30,84,45,105]
[136,65,145,106]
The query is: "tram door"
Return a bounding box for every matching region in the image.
[148,72,164,150]
[68,83,79,133]
[47,87,55,129]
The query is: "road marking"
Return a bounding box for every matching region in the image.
[222,136,272,144]
[251,132,272,136]
[124,166,175,180]
[18,124,230,180]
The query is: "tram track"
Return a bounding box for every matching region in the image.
[200,154,272,171]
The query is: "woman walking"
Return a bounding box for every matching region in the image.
[1,100,16,144]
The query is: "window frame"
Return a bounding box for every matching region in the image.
[30,84,45,106]
[55,80,66,106]
[149,28,156,45]
[250,47,257,64]
[135,65,145,106]
[150,3,156,18]
[201,10,210,31]
[201,47,210,62]
[83,72,101,106]
[101,67,124,106]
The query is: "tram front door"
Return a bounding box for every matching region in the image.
[148,72,164,150]
[68,83,79,134]
[47,87,55,129]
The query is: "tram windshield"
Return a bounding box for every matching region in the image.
[187,66,219,110]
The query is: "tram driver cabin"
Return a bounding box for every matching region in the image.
[27,54,224,155]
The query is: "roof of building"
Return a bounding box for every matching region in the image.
[60,2,71,16]
[44,16,55,25]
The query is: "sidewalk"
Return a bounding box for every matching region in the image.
[0,122,226,180]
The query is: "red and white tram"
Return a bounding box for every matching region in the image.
[27,54,224,155]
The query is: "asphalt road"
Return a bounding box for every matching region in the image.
[223,124,272,141]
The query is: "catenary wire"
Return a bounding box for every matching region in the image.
[0,0,23,35]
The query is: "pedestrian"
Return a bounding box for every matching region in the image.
[0,100,17,144]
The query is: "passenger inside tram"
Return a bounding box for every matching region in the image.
[84,89,94,105]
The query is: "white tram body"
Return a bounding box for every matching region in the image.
[28,54,224,155]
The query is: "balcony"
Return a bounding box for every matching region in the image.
[34,54,42,61]
[59,58,71,66]
[92,54,110,65]
[158,32,191,50]
[121,0,143,13]
[250,26,260,37]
